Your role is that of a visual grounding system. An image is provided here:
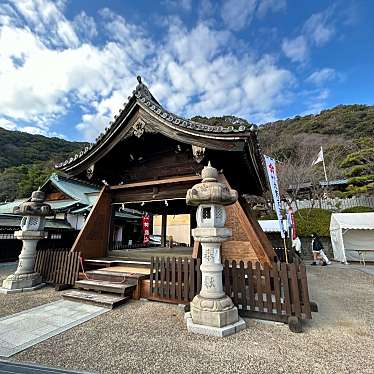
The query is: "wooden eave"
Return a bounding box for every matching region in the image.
[55,80,261,177]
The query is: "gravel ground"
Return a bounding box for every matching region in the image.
[0,264,60,318]
[1,263,373,374]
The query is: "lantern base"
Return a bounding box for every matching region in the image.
[190,294,239,327]
[185,312,246,337]
[0,272,44,294]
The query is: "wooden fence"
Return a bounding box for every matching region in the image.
[34,249,80,286]
[224,260,311,322]
[148,256,312,325]
[149,257,201,304]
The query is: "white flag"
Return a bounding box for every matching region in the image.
[312,147,324,166]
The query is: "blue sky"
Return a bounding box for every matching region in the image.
[0,0,372,141]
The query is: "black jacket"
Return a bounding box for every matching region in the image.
[312,237,323,251]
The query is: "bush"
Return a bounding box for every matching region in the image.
[341,206,374,213]
[294,208,332,237]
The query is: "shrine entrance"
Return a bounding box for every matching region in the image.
[107,176,199,261]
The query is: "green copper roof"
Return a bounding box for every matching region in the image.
[0,199,79,214]
[0,214,73,230]
[0,199,27,214]
[45,173,99,205]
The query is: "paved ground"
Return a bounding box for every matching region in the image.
[0,300,109,357]
[1,263,373,374]
[0,360,90,374]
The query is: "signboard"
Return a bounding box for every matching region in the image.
[142,214,150,245]
[264,155,285,238]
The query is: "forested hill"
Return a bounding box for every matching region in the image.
[0,127,86,170]
[0,127,86,201]
[258,104,374,160]
[1,103,373,201]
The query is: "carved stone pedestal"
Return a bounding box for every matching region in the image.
[0,232,45,294]
[0,273,44,294]
[190,294,239,327]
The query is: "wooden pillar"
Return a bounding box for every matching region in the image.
[190,209,197,246]
[161,214,167,247]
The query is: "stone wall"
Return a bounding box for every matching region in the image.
[265,233,334,261]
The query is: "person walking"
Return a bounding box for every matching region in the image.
[292,236,302,260]
[311,233,330,266]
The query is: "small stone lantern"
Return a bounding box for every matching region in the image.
[1,190,52,293]
[185,162,246,336]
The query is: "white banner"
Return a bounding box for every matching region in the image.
[264,155,285,238]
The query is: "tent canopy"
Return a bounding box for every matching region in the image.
[330,213,374,263]
[258,219,287,233]
[330,213,374,231]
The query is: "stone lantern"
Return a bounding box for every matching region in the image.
[185,162,246,336]
[1,190,52,293]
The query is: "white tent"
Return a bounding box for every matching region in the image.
[330,213,374,263]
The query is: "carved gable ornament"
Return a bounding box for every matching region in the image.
[87,164,95,179]
[192,145,205,163]
[133,119,146,138]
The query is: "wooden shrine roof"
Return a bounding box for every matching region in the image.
[55,76,264,178]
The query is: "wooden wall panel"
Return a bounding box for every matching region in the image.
[221,241,258,263]
[70,186,112,258]
[218,174,275,265]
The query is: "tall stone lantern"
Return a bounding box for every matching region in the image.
[1,190,52,294]
[185,162,246,337]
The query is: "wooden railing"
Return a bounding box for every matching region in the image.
[149,257,201,304]
[224,260,312,322]
[34,249,80,286]
[148,256,312,327]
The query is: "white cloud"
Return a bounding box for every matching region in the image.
[9,0,79,47]
[221,0,287,30]
[73,11,97,40]
[162,0,192,12]
[0,118,17,130]
[281,35,308,63]
[0,0,295,141]
[257,0,286,18]
[306,68,336,85]
[303,10,335,46]
[282,6,336,63]
[221,0,257,31]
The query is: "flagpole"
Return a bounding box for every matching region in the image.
[321,146,328,183]
[283,235,289,263]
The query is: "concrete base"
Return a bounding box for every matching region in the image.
[1,272,45,294]
[0,283,45,294]
[185,312,246,337]
[190,295,239,327]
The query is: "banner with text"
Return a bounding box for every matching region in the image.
[264,155,285,238]
[142,214,150,245]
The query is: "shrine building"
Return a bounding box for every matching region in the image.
[54,77,275,265]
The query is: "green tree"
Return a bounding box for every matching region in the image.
[17,163,54,198]
[339,137,374,197]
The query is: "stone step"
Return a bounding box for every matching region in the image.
[74,279,136,296]
[62,290,129,309]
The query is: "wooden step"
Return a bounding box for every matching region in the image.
[62,290,129,309]
[75,279,136,296]
[84,270,146,283]
[83,258,150,270]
